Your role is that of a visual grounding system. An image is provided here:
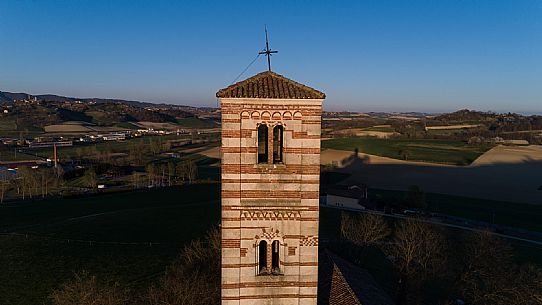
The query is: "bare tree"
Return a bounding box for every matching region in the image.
[160,163,166,186]
[186,160,198,184]
[175,162,186,184]
[516,264,542,305]
[50,272,128,305]
[145,228,220,305]
[150,139,161,155]
[16,166,35,199]
[459,230,530,305]
[340,212,391,245]
[131,172,141,189]
[83,167,98,190]
[387,219,447,305]
[399,149,411,160]
[167,162,175,186]
[0,172,11,203]
[145,164,156,186]
[389,219,447,279]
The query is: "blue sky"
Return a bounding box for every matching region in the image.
[0,0,541,113]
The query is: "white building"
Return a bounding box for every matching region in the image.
[325,185,369,210]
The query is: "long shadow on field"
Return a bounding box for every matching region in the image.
[333,152,542,206]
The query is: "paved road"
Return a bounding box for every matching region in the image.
[323,204,542,246]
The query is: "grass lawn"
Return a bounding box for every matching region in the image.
[323,137,493,165]
[0,184,220,305]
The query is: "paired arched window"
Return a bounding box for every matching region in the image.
[258,240,281,275]
[257,124,283,164]
[258,240,268,274]
[273,126,283,164]
[257,124,268,164]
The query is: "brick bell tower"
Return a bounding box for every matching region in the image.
[217,71,325,305]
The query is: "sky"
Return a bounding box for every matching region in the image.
[0,0,541,114]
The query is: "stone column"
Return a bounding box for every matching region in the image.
[267,242,272,272]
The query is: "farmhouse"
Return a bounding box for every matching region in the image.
[325,184,369,210]
[29,140,73,149]
[102,133,126,141]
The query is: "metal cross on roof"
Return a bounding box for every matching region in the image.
[259,26,278,71]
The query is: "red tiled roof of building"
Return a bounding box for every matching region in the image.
[216,71,326,99]
[318,250,395,305]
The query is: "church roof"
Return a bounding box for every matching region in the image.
[216,71,326,99]
[318,250,395,305]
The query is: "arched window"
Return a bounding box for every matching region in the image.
[258,240,268,274]
[273,125,283,164]
[271,240,280,273]
[258,124,268,164]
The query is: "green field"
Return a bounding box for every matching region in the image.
[361,126,395,132]
[323,137,493,165]
[0,184,220,305]
[0,150,44,162]
[0,119,17,131]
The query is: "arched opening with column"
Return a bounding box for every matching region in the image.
[271,240,280,274]
[257,124,268,164]
[272,125,283,164]
[258,240,268,274]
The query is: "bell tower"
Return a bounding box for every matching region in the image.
[217,71,325,305]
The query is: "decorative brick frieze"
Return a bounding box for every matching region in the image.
[240,210,301,221]
[300,236,318,247]
[222,281,317,289]
[222,190,319,199]
[222,164,320,175]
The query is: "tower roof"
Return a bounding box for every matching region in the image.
[216,71,325,99]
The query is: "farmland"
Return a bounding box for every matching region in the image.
[369,188,542,233]
[1,182,541,304]
[0,184,220,305]
[322,137,493,165]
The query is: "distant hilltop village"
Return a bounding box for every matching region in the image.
[1,90,541,148]
[0,91,220,150]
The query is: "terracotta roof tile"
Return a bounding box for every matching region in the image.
[216,71,325,99]
[318,250,395,305]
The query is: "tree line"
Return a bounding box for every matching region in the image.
[339,213,542,305]
[144,160,198,188]
[1,167,63,203]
